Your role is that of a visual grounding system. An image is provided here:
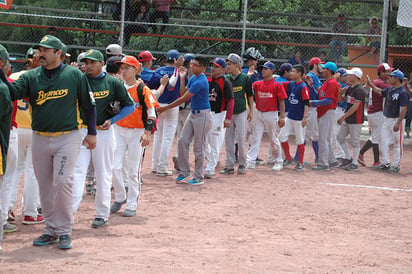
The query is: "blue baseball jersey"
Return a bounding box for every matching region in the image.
[188,73,210,111]
[149,66,181,103]
[338,81,348,110]
[241,67,261,83]
[282,81,310,121]
[307,71,322,90]
[382,86,409,118]
[140,67,154,86]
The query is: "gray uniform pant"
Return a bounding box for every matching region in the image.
[225,111,248,169]
[32,130,82,237]
[337,122,362,165]
[318,109,337,166]
[178,109,212,180]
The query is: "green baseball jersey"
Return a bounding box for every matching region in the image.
[11,64,95,132]
[0,80,13,175]
[84,74,133,125]
[226,73,254,114]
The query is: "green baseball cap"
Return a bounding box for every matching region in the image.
[0,44,9,65]
[80,49,104,62]
[26,48,35,60]
[33,35,63,50]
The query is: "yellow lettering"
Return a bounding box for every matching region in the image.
[36,89,69,105]
[92,90,110,99]
[233,86,243,92]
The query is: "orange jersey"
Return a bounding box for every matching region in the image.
[117,80,159,128]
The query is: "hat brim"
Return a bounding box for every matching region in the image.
[80,57,104,62]
[115,61,139,68]
[210,61,224,68]
[33,43,59,50]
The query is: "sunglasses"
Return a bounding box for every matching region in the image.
[191,63,201,67]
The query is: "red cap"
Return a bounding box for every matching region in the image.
[309,57,323,66]
[377,63,394,73]
[116,55,140,68]
[138,51,156,62]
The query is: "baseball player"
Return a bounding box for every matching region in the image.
[333,68,349,162]
[204,57,234,178]
[71,49,134,228]
[157,56,212,185]
[138,50,156,84]
[336,68,367,171]
[8,48,43,225]
[310,62,340,171]
[366,70,410,173]
[279,64,310,170]
[0,44,13,250]
[149,49,184,176]
[10,35,97,249]
[246,61,287,171]
[359,63,393,167]
[110,55,159,217]
[220,53,254,175]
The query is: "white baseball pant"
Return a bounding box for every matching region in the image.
[112,127,144,211]
[333,107,346,159]
[151,104,179,173]
[367,111,384,144]
[225,111,248,169]
[380,117,405,167]
[318,109,337,166]
[336,122,362,165]
[205,111,226,174]
[279,117,306,145]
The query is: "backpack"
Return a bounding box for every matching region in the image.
[137,81,157,133]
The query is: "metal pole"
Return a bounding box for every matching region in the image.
[380,0,390,63]
[241,0,248,56]
[119,0,126,48]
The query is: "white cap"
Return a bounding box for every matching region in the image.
[106,44,122,56]
[346,67,363,79]
[77,52,87,64]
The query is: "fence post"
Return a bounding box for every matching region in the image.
[380,0,390,63]
[119,0,126,48]
[241,0,248,57]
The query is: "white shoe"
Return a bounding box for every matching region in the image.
[272,163,283,171]
[156,170,173,176]
[246,163,256,169]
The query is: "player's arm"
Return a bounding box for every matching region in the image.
[302,101,309,127]
[338,86,349,102]
[246,77,254,122]
[152,74,169,99]
[179,67,187,97]
[157,88,193,114]
[337,100,360,125]
[366,75,382,96]
[223,79,234,128]
[278,99,286,128]
[394,92,409,132]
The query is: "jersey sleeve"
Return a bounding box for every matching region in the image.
[10,72,30,100]
[223,78,234,100]
[301,86,310,101]
[400,90,410,107]
[78,73,96,110]
[143,85,159,109]
[277,83,288,101]
[114,78,134,107]
[245,75,254,97]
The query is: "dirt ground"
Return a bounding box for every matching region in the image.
[1,135,412,273]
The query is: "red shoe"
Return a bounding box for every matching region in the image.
[7,210,16,222]
[358,154,366,167]
[372,161,381,169]
[23,215,44,225]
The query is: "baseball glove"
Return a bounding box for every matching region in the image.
[106,100,121,116]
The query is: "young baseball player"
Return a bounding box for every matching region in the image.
[157,56,212,185]
[359,63,392,167]
[72,49,134,228]
[110,55,159,217]
[366,70,410,173]
[279,64,310,170]
[310,62,340,171]
[204,57,234,178]
[246,61,287,171]
[0,44,13,251]
[10,36,97,249]
[220,53,254,175]
[336,68,367,171]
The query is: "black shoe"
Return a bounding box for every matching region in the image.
[283,159,293,166]
[110,199,127,213]
[33,234,59,246]
[219,168,234,175]
[91,218,108,228]
[329,161,340,168]
[295,162,305,170]
[59,235,72,250]
[339,158,352,168]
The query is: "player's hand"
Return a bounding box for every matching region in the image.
[278,118,285,128]
[393,122,400,132]
[100,119,112,130]
[248,66,255,76]
[160,74,169,86]
[83,134,97,149]
[337,116,344,125]
[140,131,151,147]
[174,55,184,69]
[247,112,253,122]
[70,62,78,68]
[305,75,313,87]
[179,66,187,78]
[302,117,307,127]
[223,119,231,128]
[366,75,372,87]
[156,106,166,114]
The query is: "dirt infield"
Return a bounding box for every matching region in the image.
[1,136,412,273]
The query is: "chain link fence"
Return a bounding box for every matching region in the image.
[1,0,410,78]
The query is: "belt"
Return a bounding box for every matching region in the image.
[337,106,346,112]
[82,125,104,130]
[34,130,73,137]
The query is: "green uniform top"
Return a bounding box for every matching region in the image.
[0,80,13,175]
[226,73,254,114]
[11,64,95,132]
[84,73,134,126]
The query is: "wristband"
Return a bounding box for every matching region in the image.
[145,118,155,132]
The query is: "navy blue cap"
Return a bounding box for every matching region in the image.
[335,68,347,76]
[261,61,275,70]
[279,63,292,75]
[210,57,227,68]
[167,49,180,62]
